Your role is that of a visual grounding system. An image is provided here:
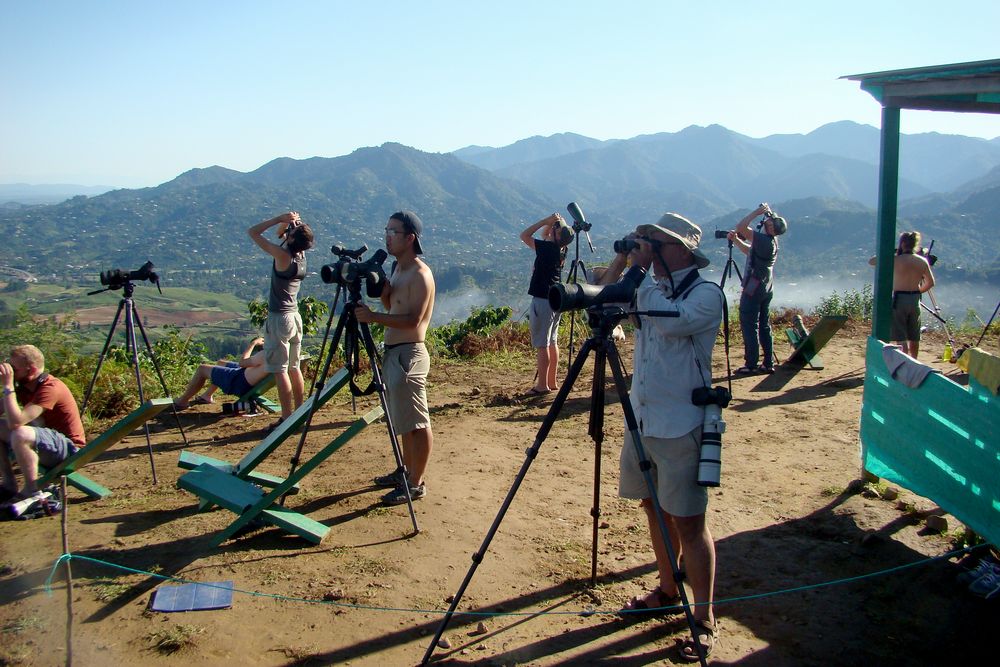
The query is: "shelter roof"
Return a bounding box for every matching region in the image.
[842,58,1000,114]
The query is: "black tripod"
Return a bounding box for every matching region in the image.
[421,306,710,666]
[81,278,189,485]
[564,201,595,368]
[283,272,420,534]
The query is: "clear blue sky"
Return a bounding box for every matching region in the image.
[2,1,997,188]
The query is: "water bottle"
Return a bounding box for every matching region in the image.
[943,342,953,363]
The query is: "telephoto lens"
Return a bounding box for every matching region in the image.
[697,405,726,487]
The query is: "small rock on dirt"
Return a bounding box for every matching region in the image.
[438,637,452,649]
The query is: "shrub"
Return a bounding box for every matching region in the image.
[429,305,513,357]
[813,284,872,320]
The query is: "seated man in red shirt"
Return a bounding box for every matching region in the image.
[1,344,87,503]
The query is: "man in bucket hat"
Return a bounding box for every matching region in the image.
[599,212,723,661]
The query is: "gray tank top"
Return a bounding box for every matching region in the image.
[268,256,305,313]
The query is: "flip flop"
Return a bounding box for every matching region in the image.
[192,396,213,405]
[618,587,681,617]
[680,618,718,662]
[525,387,552,397]
[734,366,759,376]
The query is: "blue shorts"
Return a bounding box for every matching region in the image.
[33,428,79,468]
[210,365,254,397]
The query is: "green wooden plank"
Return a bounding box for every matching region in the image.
[176,464,266,514]
[257,505,329,544]
[238,374,276,402]
[178,450,235,473]
[785,328,823,369]
[235,367,350,476]
[253,397,281,413]
[39,398,172,483]
[64,471,111,498]
[213,405,384,546]
[786,315,847,367]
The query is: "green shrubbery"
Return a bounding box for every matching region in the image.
[813,284,873,320]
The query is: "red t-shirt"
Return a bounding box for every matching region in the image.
[16,374,87,446]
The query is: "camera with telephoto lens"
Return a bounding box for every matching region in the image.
[320,244,388,299]
[99,260,159,290]
[691,387,730,487]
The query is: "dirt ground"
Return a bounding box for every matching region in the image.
[2,323,998,666]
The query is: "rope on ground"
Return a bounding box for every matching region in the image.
[44,545,977,618]
[59,477,73,667]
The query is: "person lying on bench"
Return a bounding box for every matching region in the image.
[174,338,269,409]
[190,337,265,405]
[1,344,86,505]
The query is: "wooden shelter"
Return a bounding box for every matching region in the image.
[843,59,1000,544]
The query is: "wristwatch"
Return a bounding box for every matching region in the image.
[2,387,13,396]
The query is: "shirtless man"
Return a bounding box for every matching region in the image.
[869,231,935,357]
[355,210,436,505]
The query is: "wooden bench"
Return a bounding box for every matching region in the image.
[178,404,384,546]
[37,398,173,498]
[785,315,848,370]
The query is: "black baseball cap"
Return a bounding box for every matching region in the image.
[390,210,424,255]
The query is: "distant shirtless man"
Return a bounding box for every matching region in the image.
[869,231,935,357]
[355,211,436,505]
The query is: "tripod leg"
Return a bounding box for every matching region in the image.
[587,341,607,586]
[421,336,597,666]
[279,302,351,506]
[308,286,342,397]
[131,303,189,448]
[81,299,125,414]
[358,322,419,535]
[123,300,158,485]
[605,342,710,666]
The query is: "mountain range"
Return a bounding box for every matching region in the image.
[1,121,998,311]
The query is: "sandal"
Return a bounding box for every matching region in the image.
[618,587,681,617]
[525,387,552,397]
[192,396,213,405]
[734,366,758,376]
[680,618,718,662]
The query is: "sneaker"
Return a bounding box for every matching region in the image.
[382,482,426,506]
[969,570,1000,600]
[373,467,405,488]
[957,558,1000,585]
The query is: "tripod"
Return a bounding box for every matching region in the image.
[81,279,189,484]
[421,306,710,666]
[564,201,595,368]
[283,277,420,534]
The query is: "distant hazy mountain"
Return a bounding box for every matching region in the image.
[0,183,116,206]
[457,121,1000,201]
[453,132,616,171]
[486,124,929,214]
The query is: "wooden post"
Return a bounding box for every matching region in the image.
[60,477,73,667]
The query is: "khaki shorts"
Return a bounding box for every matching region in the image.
[529,296,561,348]
[383,343,431,435]
[619,426,707,517]
[264,311,303,373]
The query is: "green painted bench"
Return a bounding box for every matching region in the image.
[178,404,384,546]
[235,373,279,413]
[785,314,848,369]
[37,398,173,498]
[177,367,350,497]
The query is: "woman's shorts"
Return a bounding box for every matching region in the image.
[529,296,561,348]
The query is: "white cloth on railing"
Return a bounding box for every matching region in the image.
[882,344,939,388]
